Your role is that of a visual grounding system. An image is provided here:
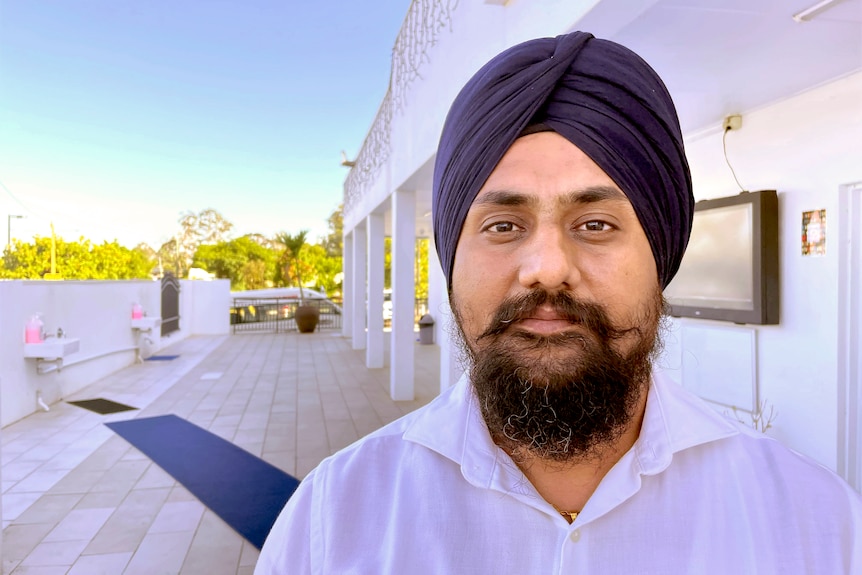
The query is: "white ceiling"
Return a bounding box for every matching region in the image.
[574,0,862,134]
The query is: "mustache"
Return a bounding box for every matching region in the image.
[476,290,636,342]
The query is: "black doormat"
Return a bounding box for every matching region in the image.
[145,355,180,361]
[68,398,138,414]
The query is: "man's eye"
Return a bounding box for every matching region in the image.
[580,220,611,232]
[486,221,517,233]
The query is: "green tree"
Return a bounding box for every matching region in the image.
[241,259,268,290]
[303,244,341,296]
[276,230,311,302]
[381,237,428,300]
[156,237,182,278]
[384,237,392,289]
[2,236,152,279]
[133,242,156,261]
[415,238,429,300]
[322,204,343,258]
[243,233,279,250]
[132,243,159,276]
[192,236,278,290]
[179,207,234,245]
[92,241,153,279]
[168,208,234,278]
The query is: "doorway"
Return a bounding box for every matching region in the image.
[838,181,862,492]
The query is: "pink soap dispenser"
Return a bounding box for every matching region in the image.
[132,303,143,319]
[25,315,44,343]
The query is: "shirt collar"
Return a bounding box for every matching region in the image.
[633,369,739,475]
[403,375,497,473]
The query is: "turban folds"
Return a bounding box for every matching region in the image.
[432,31,693,290]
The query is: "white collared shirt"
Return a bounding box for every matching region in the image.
[256,372,862,574]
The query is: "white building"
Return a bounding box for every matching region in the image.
[340,0,862,492]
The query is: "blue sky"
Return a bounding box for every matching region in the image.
[0,0,413,249]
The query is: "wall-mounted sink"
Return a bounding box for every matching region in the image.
[131,317,162,331]
[24,338,80,359]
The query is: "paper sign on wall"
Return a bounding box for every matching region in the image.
[802,209,826,256]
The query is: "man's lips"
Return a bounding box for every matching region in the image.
[514,317,578,335]
[510,307,583,335]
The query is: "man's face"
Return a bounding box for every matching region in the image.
[450,131,664,462]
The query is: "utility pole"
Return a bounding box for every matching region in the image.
[44,222,63,280]
[7,214,23,249]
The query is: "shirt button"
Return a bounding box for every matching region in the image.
[570,530,581,543]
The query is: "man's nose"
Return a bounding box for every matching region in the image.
[517,228,581,291]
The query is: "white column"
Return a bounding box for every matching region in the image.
[390,189,416,400]
[438,298,465,392]
[428,234,464,392]
[366,213,385,368]
[341,232,353,338]
[351,224,367,350]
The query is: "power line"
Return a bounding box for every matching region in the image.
[0,178,37,216]
[722,127,746,193]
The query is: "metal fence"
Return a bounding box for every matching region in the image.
[230,297,343,334]
[161,274,181,336]
[230,296,429,335]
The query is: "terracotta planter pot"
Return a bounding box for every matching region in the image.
[294,305,320,333]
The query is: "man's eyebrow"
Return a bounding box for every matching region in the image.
[472,186,628,207]
[471,190,536,206]
[563,185,628,205]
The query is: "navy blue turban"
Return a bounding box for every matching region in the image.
[432,31,693,290]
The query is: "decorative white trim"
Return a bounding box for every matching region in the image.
[344,0,459,220]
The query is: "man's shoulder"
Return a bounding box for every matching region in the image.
[322,406,425,466]
[651,374,858,505]
[716,423,842,479]
[682,427,862,511]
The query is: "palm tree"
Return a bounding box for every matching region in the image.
[277,230,309,303]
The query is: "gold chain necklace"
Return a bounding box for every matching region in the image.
[553,506,579,523]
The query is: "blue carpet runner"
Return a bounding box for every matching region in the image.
[106,414,299,548]
[145,355,180,361]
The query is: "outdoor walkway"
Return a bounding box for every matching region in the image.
[1,332,441,574]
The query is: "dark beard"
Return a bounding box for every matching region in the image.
[453,288,665,464]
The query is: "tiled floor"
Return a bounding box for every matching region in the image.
[2,331,440,574]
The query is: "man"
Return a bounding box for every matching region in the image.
[256,31,861,573]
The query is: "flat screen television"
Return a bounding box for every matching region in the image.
[664,189,779,325]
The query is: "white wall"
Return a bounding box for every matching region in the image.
[659,71,862,471]
[181,279,231,336]
[1,278,230,427]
